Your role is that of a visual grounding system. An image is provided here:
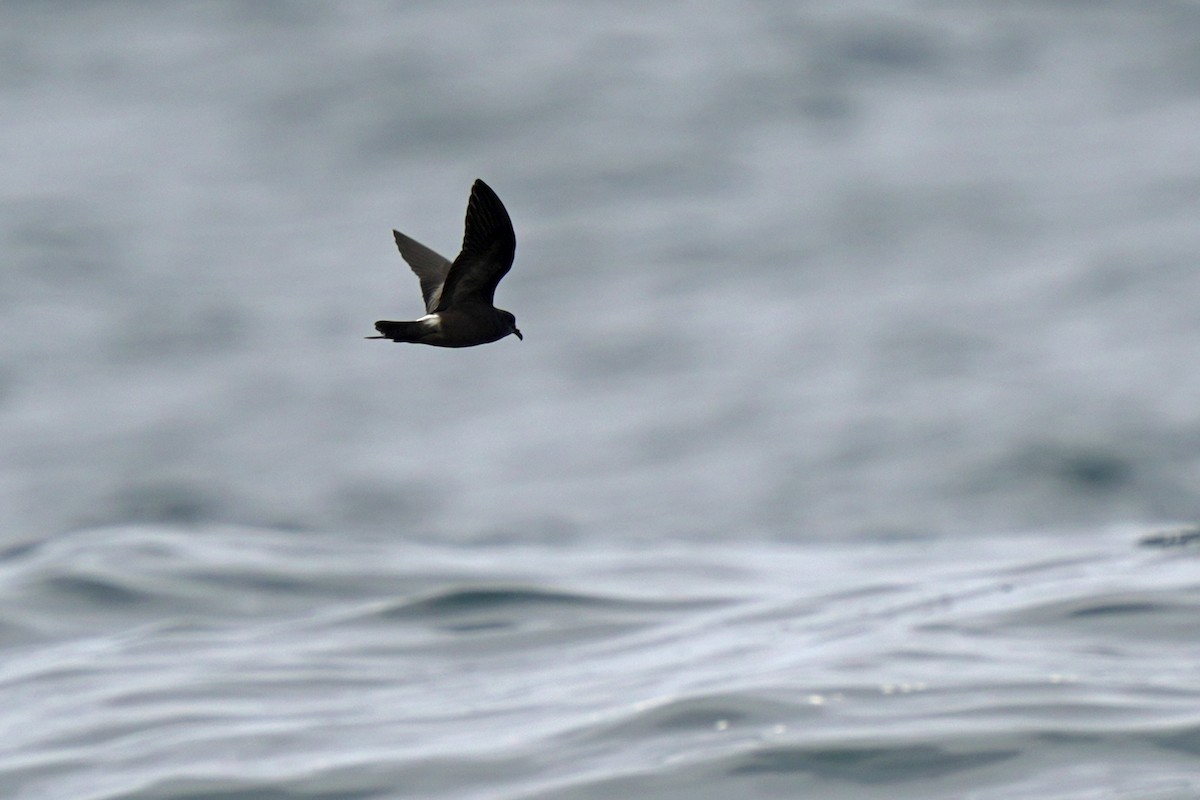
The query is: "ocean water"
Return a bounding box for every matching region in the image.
[3,2,1200,797]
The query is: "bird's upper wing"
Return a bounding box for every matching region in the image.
[435,179,516,311]
[393,230,453,313]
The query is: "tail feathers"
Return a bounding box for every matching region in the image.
[370,320,426,342]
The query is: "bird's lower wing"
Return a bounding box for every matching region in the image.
[393,230,452,313]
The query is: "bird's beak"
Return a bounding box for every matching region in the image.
[513,328,523,341]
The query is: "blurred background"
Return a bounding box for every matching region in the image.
[4,1,1200,546]
[4,4,1200,798]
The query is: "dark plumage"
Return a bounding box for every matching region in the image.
[368,179,522,347]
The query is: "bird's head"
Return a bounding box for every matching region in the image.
[500,310,522,341]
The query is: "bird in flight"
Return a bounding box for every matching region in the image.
[368,179,522,347]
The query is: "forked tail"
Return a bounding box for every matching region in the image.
[368,320,425,342]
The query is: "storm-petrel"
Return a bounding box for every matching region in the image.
[368,179,522,347]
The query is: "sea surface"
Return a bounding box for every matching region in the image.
[3,2,1200,798]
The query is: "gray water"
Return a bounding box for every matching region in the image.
[3,2,1200,798]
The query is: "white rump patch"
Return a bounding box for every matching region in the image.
[417,313,441,330]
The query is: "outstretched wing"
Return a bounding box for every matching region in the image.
[393,230,453,313]
[435,179,516,311]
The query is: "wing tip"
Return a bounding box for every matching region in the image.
[463,179,514,249]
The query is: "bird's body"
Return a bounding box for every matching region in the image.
[369,179,522,347]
